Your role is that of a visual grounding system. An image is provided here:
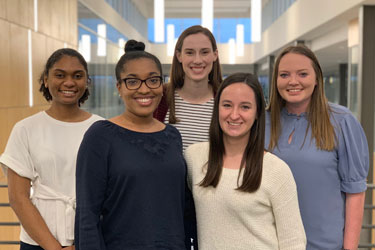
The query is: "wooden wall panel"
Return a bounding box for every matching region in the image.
[0,225,20,241]
[38,0,51,37]
[0,19,11,107]
[46,36,65,56]
[8,24,29,107]
[68,0,78,47]
[0,188,9,203]
[32,31,48,107]
[50,0,65,41]
[6,0,33,29]
[0,0,7,19]
[62,0,69,42]
[0,168,6,184]
[0,207,18,222]
[0,108,14,153]
[0,245,19,250]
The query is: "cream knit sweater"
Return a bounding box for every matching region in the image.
[185,142,306,250]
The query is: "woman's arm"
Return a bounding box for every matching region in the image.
[75,123,109,250]
[343,192,365,250]
[184,180,198,250]
[335,110,369,249]
[273,189,306,250]
[7,169,64,250]
[271,161,306,250]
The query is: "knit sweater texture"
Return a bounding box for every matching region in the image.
[185,142,306,250]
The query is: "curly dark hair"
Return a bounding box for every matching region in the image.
[39,48,90,106]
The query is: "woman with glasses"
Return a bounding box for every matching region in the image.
[75,40,190,250]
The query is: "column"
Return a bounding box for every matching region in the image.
[339,63,348,107]
[358,5,375,246]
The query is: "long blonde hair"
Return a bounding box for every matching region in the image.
[268,45,335,151]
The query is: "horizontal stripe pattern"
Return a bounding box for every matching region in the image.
[165,93,214,150]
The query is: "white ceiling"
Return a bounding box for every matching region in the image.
[106,0,375,73]
[133,0,268,18]
[128,0,350,73]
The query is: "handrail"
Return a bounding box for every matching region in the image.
[0,241,20,245]
[0,222,20,226]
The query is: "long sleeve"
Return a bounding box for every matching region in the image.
[271,161,306,250]
[184,178,198,249]
[75,122,111,250]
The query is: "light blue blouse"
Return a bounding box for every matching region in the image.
[265,103,369,250]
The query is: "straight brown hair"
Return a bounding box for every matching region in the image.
[268,45,335,151]
[200,73,265,192]
[166,25,222,123]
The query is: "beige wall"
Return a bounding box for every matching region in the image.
[0,0,78,153]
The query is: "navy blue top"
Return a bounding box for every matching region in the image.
[265,103,369,250]
[75,121,188,250]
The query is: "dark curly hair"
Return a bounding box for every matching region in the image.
[39,48,90,106]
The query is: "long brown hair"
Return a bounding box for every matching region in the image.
[167,25,222,123]
[200,73,265,192]
[268,45,335,151]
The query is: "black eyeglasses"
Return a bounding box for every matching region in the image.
[122,76,163,90]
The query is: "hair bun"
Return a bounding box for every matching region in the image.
[124,40,145,53]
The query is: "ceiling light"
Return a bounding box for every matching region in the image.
[118,38,126,59]
[251,0,261,42]
[202,0,213,32]
[80,35,91,62]
[97,24,106,56]
[167,24,175,56]
[236,24,244,56]
[229,38,236,64]
[154,0,165,42]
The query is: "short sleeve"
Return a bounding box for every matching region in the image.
[0,122,35,180]
[337,113,369,193]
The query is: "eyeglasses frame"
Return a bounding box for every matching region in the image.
[121,76,163,90]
